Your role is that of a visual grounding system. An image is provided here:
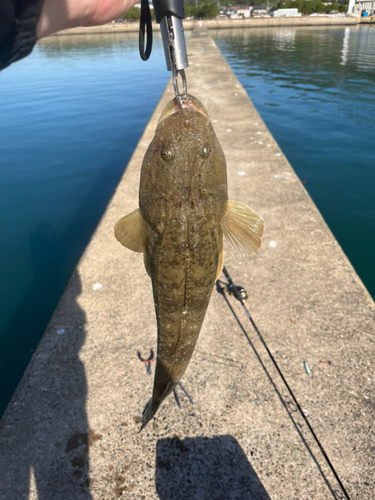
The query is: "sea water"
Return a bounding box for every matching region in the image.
[213,25,375,299]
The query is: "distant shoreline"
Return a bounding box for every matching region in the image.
[50,16,360,36]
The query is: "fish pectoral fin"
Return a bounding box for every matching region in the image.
[222,201,264,255]
[114,209,147,253]
[216,231,224,281]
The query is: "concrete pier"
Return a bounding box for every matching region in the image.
[0,30,374,500]
[53,16,358,36]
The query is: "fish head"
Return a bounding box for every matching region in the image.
[139,94,228,230]
[157,93,210,124]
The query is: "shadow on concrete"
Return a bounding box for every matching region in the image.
[0,153,129,497]
[32,271,94,499]
[0,271,94,499]
[155,435,271,500]
[0,132,133,498]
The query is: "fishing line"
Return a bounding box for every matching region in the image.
[218,266,351,500]
[216,279,340,499]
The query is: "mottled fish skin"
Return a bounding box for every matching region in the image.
[115,94,264,430]
[139,106,227,428]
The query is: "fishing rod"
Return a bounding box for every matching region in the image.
[218,266,351,500]
[138,0,188,107]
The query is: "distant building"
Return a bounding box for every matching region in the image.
[222,7,251,18]
[272,8,301,16]
[214,4,277,19]
[251,6,269,16]
[235,7,252,18]
[348,0,375,15]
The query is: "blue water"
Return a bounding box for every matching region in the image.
[212,25,375,300]
[0,33,169,416]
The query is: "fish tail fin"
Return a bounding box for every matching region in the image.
[138,397,159,432]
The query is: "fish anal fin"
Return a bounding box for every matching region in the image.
[222,201,264,255]
[216,233,224,281]
[114,208,147,253]
[143,249,151,277]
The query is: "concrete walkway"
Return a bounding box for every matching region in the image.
[0,30,374,500]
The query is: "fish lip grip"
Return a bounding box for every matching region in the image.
[153,0,184,23]
[155,0,189,106]
[139,0,189,107]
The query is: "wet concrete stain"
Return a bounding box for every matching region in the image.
[65,429,102,454]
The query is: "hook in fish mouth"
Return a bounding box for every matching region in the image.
[158,94,210,124]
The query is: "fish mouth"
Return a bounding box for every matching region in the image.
[158,94,209,124]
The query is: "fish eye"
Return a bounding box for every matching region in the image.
[201,144,212,158]
[161,147,175,162]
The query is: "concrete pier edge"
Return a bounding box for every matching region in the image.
[0,29,374,500]
[51,16,360,36]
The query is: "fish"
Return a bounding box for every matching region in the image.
[115,94,264,430]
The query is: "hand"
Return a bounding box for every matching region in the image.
[37,0,141,38]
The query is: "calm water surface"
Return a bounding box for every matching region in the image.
[213,25,375,299]
[0,33,169,416]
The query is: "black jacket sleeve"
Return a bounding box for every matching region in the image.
[0,0,45,71]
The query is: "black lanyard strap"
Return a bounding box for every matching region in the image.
[139,0,153,61]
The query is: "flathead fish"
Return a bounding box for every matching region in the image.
[115,94,264,430]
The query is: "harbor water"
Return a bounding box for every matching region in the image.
[213,25,375,299]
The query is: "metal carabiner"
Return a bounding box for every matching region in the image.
[172,69,188,108]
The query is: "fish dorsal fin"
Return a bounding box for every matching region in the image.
[216,230,224,281]
[222,201,264,255]
[114,209,147,253]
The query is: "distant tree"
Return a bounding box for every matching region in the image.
[315,1,327,12]
[279,0,346,14]
[122,7,141,20]
[195,2,220,18]
[121,7,155,20]
[185,5,198,17]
